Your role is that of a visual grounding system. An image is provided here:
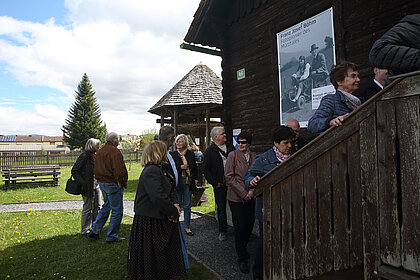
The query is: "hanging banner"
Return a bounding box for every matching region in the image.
[277,8,336,127]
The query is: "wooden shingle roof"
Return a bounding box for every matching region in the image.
[148,64,222,115]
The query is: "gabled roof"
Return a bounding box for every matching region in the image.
[148,64,222,115]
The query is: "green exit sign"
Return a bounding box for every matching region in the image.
[237,68,245,80]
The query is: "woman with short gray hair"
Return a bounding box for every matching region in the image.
[71,138,102,235]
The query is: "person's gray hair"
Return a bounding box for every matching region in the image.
[158,126,175,141]
[210,126,224,141]
[105,132,119,145]
[85,138,101,152]
[175,134,188,147]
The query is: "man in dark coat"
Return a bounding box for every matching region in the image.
[203,126,235,241]
[369,14,420,75]
[310,44,329,87]
[353,67,388,103]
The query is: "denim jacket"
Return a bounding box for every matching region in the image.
[243,148,282,221]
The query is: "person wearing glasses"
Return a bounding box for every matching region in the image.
[224,132,257,274]
[308,61,361,134]
[203,126,235,241]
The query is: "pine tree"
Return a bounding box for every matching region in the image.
[62,73,107,150]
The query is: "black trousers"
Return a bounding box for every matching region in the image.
[213,184,228,233]
[228,199,255,262]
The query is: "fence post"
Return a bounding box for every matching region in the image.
[47,151,50,164]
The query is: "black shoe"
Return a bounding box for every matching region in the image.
[253,273,263,280]
[88,231,99,240]
[185,230,194,236]
[106,237,126,244]
[239,261,250,274]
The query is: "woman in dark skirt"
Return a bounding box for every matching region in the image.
[127,141,185,280]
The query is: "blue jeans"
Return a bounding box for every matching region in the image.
[177,178,192,229]
[91,182,123,241]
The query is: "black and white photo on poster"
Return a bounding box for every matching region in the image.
[277,8,336,127]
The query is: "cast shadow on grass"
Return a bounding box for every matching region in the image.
[2,223,218,280]
[2,223,133,280]
[2,182,57,191]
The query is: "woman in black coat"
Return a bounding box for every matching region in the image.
[71,138,101,235]
[127,140,185,280]
[170,134,198,236]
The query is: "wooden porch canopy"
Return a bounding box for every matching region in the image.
[148,64,223,148]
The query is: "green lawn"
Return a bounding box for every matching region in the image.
[0,163,216,216]
[0,210,218,280]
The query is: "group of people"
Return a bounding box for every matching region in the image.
[202,124,303,279]
[71,127,203,279]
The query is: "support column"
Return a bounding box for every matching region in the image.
[205,109,210,149]
[173,108,178,135]
[160,114,164,127]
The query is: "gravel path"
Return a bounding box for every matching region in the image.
[0,200,258,280]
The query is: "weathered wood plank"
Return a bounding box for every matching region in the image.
[360,112,380,280]
[280,177,293,279]
[380,75,420,100]
[331,141,350,271]
[317,151,333,275]
[270,181,282,278]
[376,100,401,267]
[263,174,272,279]
[377,265,420,280]
[347,132,363,268]
[292,171,305,279]
[303,161,319,277]
[395,96,420,273]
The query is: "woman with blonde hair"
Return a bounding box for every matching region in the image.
[171,134,198,236]
[127,141,185,280]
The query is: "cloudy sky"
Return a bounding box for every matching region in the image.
[0,0,222,136]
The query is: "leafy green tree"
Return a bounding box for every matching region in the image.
[62,73,107,150]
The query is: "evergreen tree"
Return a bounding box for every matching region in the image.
[62,73,107,150]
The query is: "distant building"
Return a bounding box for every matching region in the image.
[0,135,69,153]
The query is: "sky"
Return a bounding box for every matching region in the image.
[0,0,222,136]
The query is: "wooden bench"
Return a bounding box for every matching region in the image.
[2,165,61,190]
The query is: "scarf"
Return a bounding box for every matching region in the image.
[273,146,290,162]
[177,148,191,180]
[340,90,361,110]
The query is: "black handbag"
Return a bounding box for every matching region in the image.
[65,175,81,195]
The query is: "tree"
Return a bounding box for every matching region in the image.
[62,73,107,150]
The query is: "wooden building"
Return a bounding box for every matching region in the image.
[149,63,223,148]
[183,0,420,153]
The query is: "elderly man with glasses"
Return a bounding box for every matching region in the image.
[203,126,235,241]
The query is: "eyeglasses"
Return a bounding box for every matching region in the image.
[237,140,248,144]
[347,73,360,79]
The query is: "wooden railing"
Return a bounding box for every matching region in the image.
[0,150,142,169]
[255,71,420,279]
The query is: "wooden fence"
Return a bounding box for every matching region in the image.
[0,150,142,170]
[255,71,420,279]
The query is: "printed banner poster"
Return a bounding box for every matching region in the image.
[277,8,336,127]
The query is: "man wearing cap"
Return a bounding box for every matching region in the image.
[310,44,329,86]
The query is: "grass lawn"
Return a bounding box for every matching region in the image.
[0,163,216,216]
[0,210,218,280]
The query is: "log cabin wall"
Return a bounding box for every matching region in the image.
[220,0,420,153]
[254,72,420,279]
